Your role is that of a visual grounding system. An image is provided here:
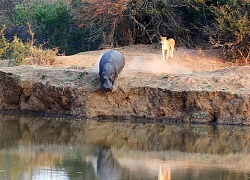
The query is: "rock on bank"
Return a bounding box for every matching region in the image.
[0,65,249,125]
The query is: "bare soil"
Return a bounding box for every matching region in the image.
[53,44,249,94]
[56,44,235,73]
[0,44,238,88]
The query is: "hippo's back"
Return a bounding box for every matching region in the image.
[99,50,125,74]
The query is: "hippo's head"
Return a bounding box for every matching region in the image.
[99,64,117,91]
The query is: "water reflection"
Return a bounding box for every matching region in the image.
[86,147,122,180]
[23,167,69,180]
[97,148,122,180]
[159,164,171,180]
[0,114,250,180]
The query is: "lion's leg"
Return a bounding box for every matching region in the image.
[166,49,170,60]
[170,44,175,58]
[169,47,173,58]
[162,49,166,60]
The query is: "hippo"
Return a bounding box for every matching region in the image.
[99,50,125,91]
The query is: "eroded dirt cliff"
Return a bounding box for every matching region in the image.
[0,63,249,125]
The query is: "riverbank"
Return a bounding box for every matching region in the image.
[0,45,249,125]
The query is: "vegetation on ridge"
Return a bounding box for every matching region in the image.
[0,0,249,64]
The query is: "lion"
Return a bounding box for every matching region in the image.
[160,36,175,60]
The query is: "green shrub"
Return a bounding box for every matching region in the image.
[14,1,71,51]
[14,0,94,55]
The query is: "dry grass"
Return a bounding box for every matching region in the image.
[0,23,58,66]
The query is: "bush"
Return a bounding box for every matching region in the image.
[14,1,71,52]
[14,0,93,55]
[76,0,128,48]
[206,0,250,63]
[77,0,196,48]
[9,35,58,66]
[0,23,58,66]
[0,25,10,58]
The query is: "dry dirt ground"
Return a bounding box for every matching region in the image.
[53,44,243,93]
[26,44,248,96]
[0,44,238,87]
[56,44,235,74]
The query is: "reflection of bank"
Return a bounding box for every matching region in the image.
[158,164,171,180]
[86,148,122,180]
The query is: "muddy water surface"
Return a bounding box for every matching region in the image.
[0,114,250,180]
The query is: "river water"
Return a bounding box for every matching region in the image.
[0,114,250,180]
